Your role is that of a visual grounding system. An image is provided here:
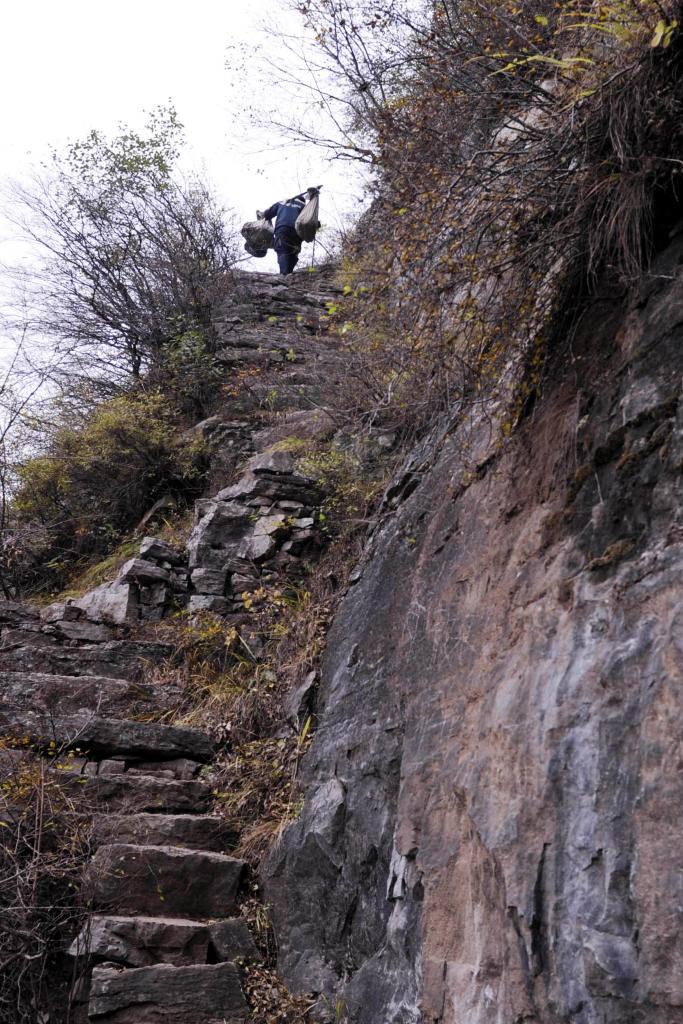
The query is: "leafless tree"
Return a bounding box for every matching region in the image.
[3,106,240,395]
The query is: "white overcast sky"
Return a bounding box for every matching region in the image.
[0,0,368,274]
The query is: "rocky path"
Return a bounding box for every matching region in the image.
[0,266,342,1022]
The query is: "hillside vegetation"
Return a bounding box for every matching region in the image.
[292,0,683,432]
[4,1,683,597]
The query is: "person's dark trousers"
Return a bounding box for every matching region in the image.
[277,249,298,274]
[274,227,301,275]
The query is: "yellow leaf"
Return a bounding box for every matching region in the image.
[299,715,313,743]
[534,14,548,26]
[651,19,666,46]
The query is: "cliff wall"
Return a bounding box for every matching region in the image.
[267,232,683,1023]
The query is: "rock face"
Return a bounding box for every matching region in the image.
[266,238,683,1022]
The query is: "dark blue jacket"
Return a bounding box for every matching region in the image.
[262,193,307,234]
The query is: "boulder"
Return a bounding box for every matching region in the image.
[40,601,84,623]
[71,580,138,626]
[88,962,247,1022]
[236,532,277,563]
[283,670,318,729]
[90,844,245,918]
[254,513,288,536]
[118,559,170,584]
[187,502,253,569]
[138,537,184,565]
[248,449,299,475]
[190,568,228,595]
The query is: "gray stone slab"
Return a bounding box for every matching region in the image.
[69,775,212,814]
[127,757,201,780]
[69,914,210,967]
[0,639,174,679]
[0,672,137,721]
[88,961,247,1022]
[92,812,238,851]
[24,715,214,761]
[90,844,245,918]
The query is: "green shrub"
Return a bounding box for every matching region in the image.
[298,439,385,537]
[12,390,205,591]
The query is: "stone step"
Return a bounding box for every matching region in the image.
[66,773,213,814]
[118,756,201,780]
[0,671,152,723]
[89,844,245,918]
[93,812,238,852]
[18,714,213,762]
[69,914,259,967]
[70,914,210,967]
[88,961,247,1023]
[0,638,173,679]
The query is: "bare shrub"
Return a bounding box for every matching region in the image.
[4,105,239,394]
[282,1,683,433]
[0,741,92,1024]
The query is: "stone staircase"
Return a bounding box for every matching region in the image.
[0,601,251,1023]
[0,266,344,1022]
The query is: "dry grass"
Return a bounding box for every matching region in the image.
[297,0,683,437]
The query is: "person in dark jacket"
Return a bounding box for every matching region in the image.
[258,187,320,275]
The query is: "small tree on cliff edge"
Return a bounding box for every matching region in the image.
[5,105,238,393]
